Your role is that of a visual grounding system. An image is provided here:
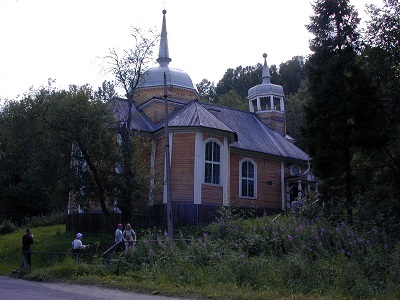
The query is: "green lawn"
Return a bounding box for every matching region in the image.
[0,225,113,275]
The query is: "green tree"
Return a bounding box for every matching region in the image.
[277,56,307,95]
[217,90,248,110]
[94,80,118,101]
[215,64,262,101]
[0,89,71,222]
[285,79,311,149]
[0,84,119,224]
[196,79,216,103]
[303,0,386,224]
[352,0,400,227]
[38,85,117,219]
[103,27,157,223]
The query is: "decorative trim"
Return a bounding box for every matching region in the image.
[239,158,257,199]
[281,161,285,210]
[149,139,156,205]
[223,137,229,206]
[194,132,203,204]
[163,133,174,204]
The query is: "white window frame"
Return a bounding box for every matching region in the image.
[204,139,222,185]
[239,158,257,198]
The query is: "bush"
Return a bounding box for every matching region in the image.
[0,219,18,234]
[22,212,66,228]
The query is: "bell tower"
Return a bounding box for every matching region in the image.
[247,53,286,136]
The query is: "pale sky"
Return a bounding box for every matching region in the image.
[0,0,382,100]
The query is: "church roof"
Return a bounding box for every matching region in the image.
[109,97,154,132]
[202,103,309,161]
[248,53,284,98]
[118,97,309,161]
[137,10,197,93]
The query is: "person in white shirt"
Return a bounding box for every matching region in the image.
[72,233,88,254]
[114,223,124,252]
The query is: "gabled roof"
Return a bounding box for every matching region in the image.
[157,101,233,131]
[202,103,309,161]
[112,97,309,162]
[154,100,237,143]
[108,97,155,132]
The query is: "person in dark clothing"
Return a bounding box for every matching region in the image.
[22,228,35,271]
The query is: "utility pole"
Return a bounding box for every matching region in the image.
[164,72,173,237]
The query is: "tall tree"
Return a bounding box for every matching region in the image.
[103,27,157,223]
[303,0,386,223]
[0,85,115,223]
[353,0,400,226]
[196,79,216,103]
[38,85,117,219]
[0,94,70,222]
[277,56,307,95]
[215,64,262,102]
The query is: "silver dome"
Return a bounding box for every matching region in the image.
[248,53,284,98]
[139,66,195,90]
[137,10,196,92]
[248,84,284,98]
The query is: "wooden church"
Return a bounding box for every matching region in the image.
[67,10,318,229]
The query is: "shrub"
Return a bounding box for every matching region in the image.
[0,219,18,234]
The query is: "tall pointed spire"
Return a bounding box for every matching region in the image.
[261,53,271,84]
[157,9,172,67]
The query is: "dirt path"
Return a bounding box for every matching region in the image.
[0,276,194,300]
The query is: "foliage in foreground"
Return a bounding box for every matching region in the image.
[4,213,397,300]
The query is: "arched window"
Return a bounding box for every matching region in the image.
[204,140,220,185]
[240,159,257,198]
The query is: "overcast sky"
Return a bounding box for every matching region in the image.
[0,0,382,100]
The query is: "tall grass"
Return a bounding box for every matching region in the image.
[1,213,399,299]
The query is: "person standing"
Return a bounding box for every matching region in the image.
[114,223,124,252]
[72,233,88,254]
[122,223,136,251]
[22,228,35,271]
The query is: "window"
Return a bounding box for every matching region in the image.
[273,96,281,111]
[204,141,220,185]
[260,97,270,110]
[240,159,256,198]
[251,99,257,112]
[290,165,301,176]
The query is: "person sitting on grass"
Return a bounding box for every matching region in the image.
[72,233,89,254]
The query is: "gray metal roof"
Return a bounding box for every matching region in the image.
[202,103,309,161]
[167,101,235,132]
[248,53,284,99]
[113,96,308,161]
[138,66,196,91]
[109,98,155,132]
[137,10,196,93]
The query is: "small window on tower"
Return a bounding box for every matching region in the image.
[260,97,270,110]
[251,99,257,112]
[273,97,281,111]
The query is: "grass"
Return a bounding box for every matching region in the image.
[0,215,399,300]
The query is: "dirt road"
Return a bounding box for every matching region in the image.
[0,276,193,300]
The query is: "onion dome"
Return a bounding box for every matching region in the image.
[138,10,196,91]
[248,53,284,98]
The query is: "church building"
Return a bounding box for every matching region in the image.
[68,10,318,228]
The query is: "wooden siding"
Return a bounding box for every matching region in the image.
[135,87,198,106]
[202,184,223,204]
[230,153,282,210]
[153,137,166,204]
[141,101,177,125]
[170,133,195,202]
